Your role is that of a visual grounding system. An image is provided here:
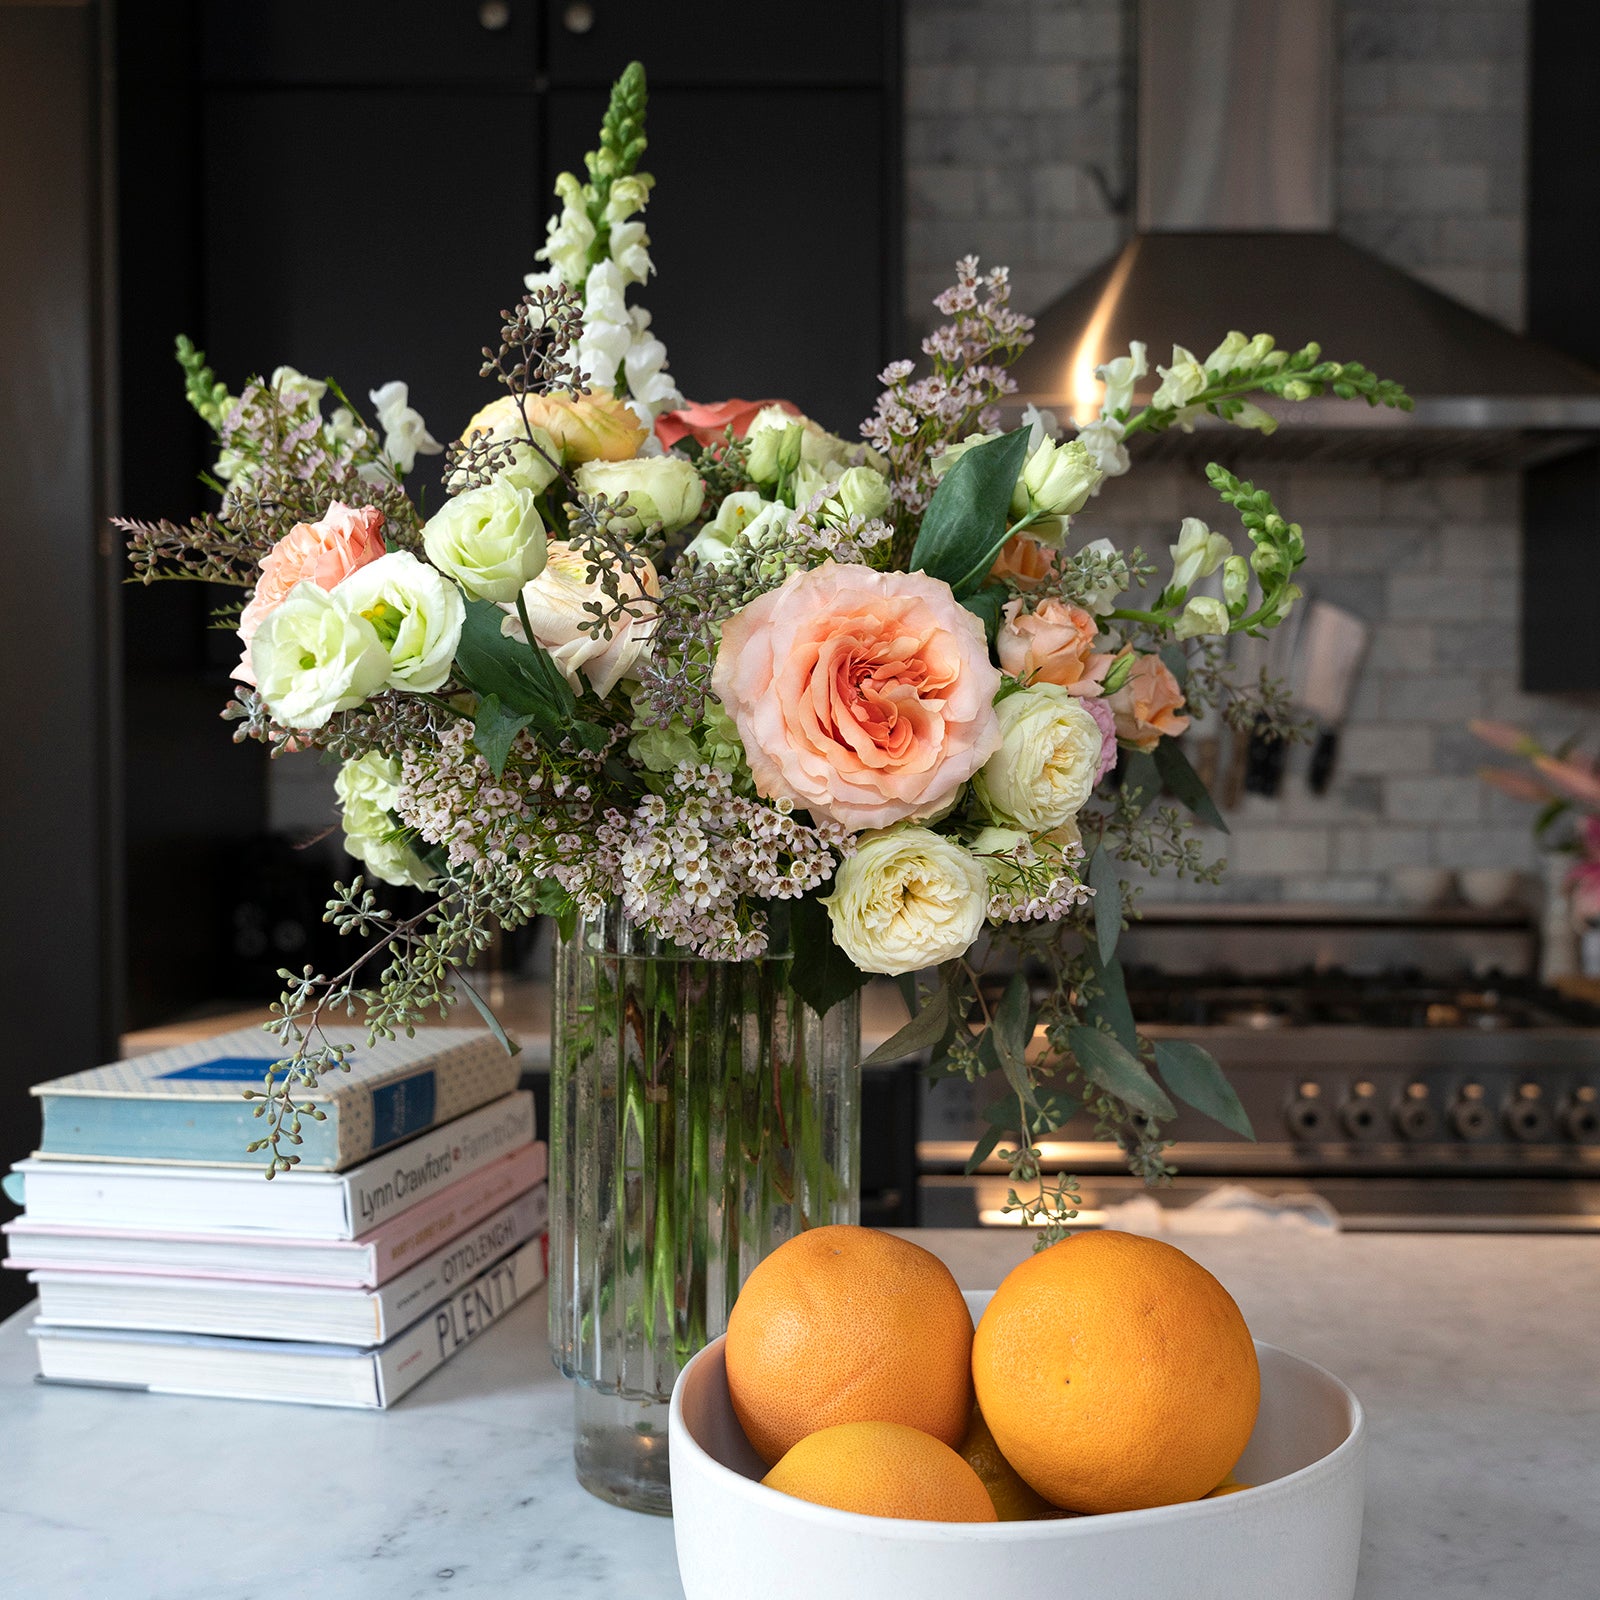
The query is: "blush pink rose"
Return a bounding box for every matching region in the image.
[711,561,1002,830]
[998,597,1113,695]
[234,501,387,683]
[1082,695,1119,782]
[654,397,800,449]
[1107,652,1190,752]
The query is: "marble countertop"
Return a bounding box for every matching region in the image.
[4,1230,1597,1599]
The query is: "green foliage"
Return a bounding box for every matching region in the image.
[175,335,231,431]
[535,877,579,944]
[860,984,951,1068]
[470,693,536,780]
[1153,1040,1253,1139]
[1153,735,1229,833]
[909,428,1031,597]
[1067,1025,1175,1121]
[786,893,869,1016]
[1088,845,1122,963]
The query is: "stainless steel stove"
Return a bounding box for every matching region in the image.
[918,910,1600,1232]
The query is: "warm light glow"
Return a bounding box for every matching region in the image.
[1066,240,1140,426]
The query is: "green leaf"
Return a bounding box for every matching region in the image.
[1119,748,1160,815]
[454,971,522,1058]
[471,693,535,779]
[963,1123,1006,1175]
[1159,641,1189,689]
[990,972,1039,1111]
[1080,945,1137,1053]
[1153,1039,1254,1139]
[453,598,576,726]
[1088,847,1122,965]
[909,429,1031,598]
[960,583,1007,646]
[861,986,951,1068]
[1152,736,1229,833]
[787,893,869,1016]
[534,877,579,944]
[1068,1026,1175,1121]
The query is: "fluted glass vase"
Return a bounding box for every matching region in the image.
[548,905,861,1516]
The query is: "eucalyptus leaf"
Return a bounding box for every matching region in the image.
[1068,1025,1175,1121]
[909,428,1031,598]
[1080,945,1137,1053]
[861,986,951,1068]
[787,893,869,1016]
[1159,641,1190,689]
[1152,736,1230,833]
[1119,748,1160,815]
[964,1124,1006,1175]
[990,971,1039,1110]
[454,971,522,1057]
[1154,1039,1254,1139]
[1088,847,1122,965]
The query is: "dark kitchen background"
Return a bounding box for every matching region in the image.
[4,0,1600,1320]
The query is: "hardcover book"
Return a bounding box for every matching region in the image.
[3,1142,548,1288]
[28,1025,519,1170]
[30,1185,548,1345]
[8,1092,535,1240]
[30,1234,545,1408]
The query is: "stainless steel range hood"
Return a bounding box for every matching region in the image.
[1005,0,1600,469]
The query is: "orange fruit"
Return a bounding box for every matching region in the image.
[725,1225,973,1466]
[762,1421,997,1522]
[957,1404,1070,1521]
[1205,1474,1253,1498]
[972,1230,1259,1514]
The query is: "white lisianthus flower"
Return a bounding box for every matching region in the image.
[422,478,547,603]
[335,752,435,890]
[1074,417,1130,480]
[1222,554,1251,607]
[1151,345,1209,412]
[1169,517,1233,593]
[1095,341,1147,418]
[249,581,390,729]
[683,490,774,567]
[270,365,326,413]
[1173,595,1231,640]
[748,405,860,473]
[574,454,704,533]
[974,683,1105,832]
[334,551,465,693]
[820,826,989,976]
[503,539,660,698]
[369,381,443,475]
[454,394,562,496]
[1078,536,1128,616]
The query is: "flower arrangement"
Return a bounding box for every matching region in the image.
[122,65,1408,1237]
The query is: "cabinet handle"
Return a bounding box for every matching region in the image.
[478,0,511,30]
[562,2,595,34]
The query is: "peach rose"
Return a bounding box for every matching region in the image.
[988,534,1061,589]
[1107,652,1190,751]
[654,397,800,449]
[516,388,647,462]
[997,598,1112,695]
[712,561,1002,831]
[234,500,386,682]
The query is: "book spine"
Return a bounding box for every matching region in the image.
[366,1141,548,1285]
[374,1185,547,1339]
[340,1092,534,1236]
[374,1236,546,1406]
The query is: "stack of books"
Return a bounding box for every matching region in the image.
[1,1026,546,1407]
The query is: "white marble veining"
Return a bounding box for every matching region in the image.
[3,1231,1597,1599]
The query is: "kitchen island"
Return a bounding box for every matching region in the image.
[3,1230,1595,1599]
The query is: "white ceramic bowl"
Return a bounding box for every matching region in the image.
[1392,865,1455,907]
[1457,867,1523,909]
[670,1291,1366,1600]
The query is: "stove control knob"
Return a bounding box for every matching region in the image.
[1450,1083,1494,1141]
[1286,1082,1325,1139]
[1340,1081,1381,1139]
[1560,1085,1600,1145]
[1504,1082,1552,1143]
[1394,1082,1438,1141]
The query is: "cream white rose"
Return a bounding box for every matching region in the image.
[974,683,1105,831]
[833,464,892,521]
[503,539,660,698]
[821,826,989,976]
[334,752,434,890]
[422,478,547,602]
[574,454,704,533]
[334,550,465,693]
[249,581,390,729]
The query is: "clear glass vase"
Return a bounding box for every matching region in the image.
[548,905,861,1515]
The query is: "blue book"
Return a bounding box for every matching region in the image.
[27,1026,519,1171]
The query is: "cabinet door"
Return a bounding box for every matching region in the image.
[201,89,542,486]
[548,86,896,432]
